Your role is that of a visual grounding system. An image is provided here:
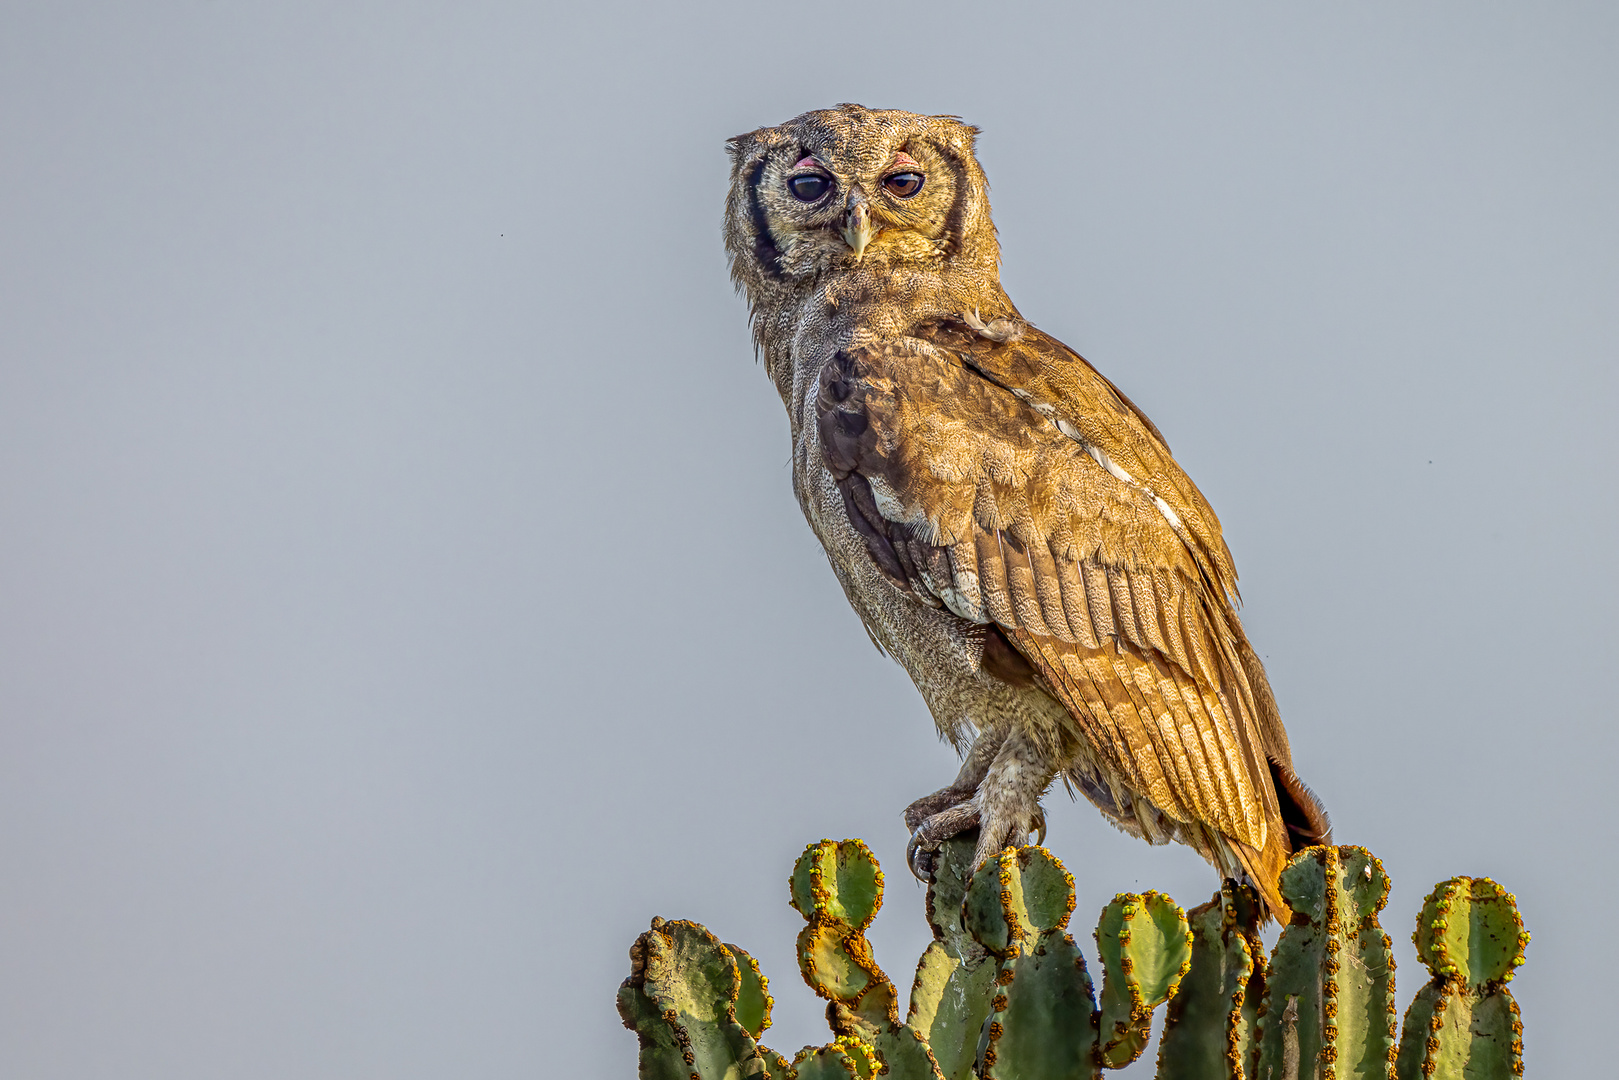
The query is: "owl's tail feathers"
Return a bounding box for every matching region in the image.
[1233,761,1334,924]
[1270,758,1332,853]
[1232,834,1294,925]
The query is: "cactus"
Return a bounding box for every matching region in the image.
[789,837,1191,1079]
[617,916,785,1079]
[789,839,946,1080]
[789,1036,881,1079]
[1155,881,1265,1080]
[1093,889,1194,1068]
[730,943,775,1044]
[620,841,1528,1080]
[1253,846,1397,1080]
[962,845,1096,1079]
[907,835,999,1080]
[1394,877,1527,1080]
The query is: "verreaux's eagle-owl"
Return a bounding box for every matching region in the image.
[723,105,1329,920]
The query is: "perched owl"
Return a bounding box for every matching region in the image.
[723,105,1329,920]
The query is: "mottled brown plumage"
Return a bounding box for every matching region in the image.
[724,105,1328,920]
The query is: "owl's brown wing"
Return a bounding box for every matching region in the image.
[816,321,1323,898]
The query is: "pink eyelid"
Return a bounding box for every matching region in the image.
[793,156,820,169]
[889,152,920,170]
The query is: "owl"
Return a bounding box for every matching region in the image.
[723,104,1328,920]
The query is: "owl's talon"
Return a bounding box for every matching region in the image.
[907,829,940,882]
[905,799,981,881]
[1031,810,1047,847]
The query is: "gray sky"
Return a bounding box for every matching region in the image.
[1,2,1613,1076]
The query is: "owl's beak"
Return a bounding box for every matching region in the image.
[841,192,877,259]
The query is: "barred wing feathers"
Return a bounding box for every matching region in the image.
[816,322,1318,911]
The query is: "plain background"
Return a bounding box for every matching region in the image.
[1,2,1613,1076]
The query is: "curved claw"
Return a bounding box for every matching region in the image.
[906,828,938,883]
[1031,811,1047,847]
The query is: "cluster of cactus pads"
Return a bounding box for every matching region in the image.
[618,837,1527,1079]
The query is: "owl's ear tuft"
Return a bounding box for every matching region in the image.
[934,118,981,153]
[726,130,761,164]
[726,125,787,168]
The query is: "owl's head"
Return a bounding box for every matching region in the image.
[724,105,999,296]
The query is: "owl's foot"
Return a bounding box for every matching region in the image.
[906,800,979,881]
[905,800,1047,881]
[905,728,1055,880]
[902,785,975,832]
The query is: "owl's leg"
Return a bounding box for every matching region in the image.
[968,729,1056,870]
[903,725,1005,881]
[906,726,1053,879]
[902,724,1005,831]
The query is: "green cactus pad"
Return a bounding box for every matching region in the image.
[618,917,771,1080]
[1338,847,1394,924]
[1412,877,1528,989]
[638,918,737,1023]
[1280,845,1390,928]
[798,923,880,1003]
[866,1023,946,1080]
[830,1035,880,1077]
[924,834,987,959]
[791,840,884,932]
[789,841,891,1011]
[616,976,693,1080]
[961,849,1022,957]
[760,1046,792,1078]
[1396,877,1527,1079]
[905,943,957,1038]
[907,940,997,1080]
[1156,882,1263,1080]
[1095,891,1193,1068]
[961,847,1077,959]
[786,841,946,1080]
[1258,847,1396,1080]
[791,1037,878,1080]
[980,930,1098,1080]
[958,845,1097,1079]
[908,835,997,1080]
[1012,847,1078,933]
[726,943,773,1040]
[1395,983,1523,1080]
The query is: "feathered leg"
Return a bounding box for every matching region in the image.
[904,725,1053,879]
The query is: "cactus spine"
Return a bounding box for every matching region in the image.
[1394,877,1527,1080]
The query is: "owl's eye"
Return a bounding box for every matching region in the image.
[789,173,831,202]
[882,172,924,198]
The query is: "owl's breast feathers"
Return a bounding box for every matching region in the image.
[815,319,1328,907]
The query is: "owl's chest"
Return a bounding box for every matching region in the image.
[783,347,974,662]
[769,290,964,619]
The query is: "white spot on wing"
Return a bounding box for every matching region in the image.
[1086,443,1138,487]
[948,567,986,621]
[1052,417,1186,536]
[866,474,919,525]
[923,566,985,623]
